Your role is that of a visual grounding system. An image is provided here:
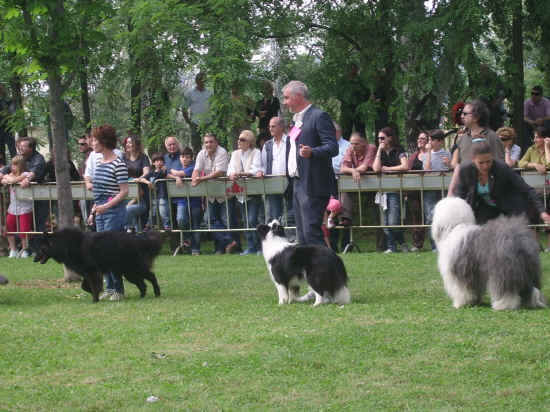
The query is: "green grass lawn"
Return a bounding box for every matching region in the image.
[1,250,550,411]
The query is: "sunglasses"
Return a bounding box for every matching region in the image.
[78,142,88,146]
[532,92,541,96]
[499,137,512,141]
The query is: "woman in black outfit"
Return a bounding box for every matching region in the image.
[454,140,550,225]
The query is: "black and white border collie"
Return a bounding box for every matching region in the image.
[257,220,350,306]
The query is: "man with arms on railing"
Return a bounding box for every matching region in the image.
[337,132,376,251]
[0,136,46,255]
[191,133,238,254]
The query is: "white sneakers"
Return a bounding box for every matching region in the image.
[99,290,114,300]
[99,290,124,301]
[8,249,31,258]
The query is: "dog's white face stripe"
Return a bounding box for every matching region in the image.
[261,230,291,262]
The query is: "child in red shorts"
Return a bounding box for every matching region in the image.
[1,155,33,258]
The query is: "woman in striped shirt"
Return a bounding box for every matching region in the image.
[87,124,129,301]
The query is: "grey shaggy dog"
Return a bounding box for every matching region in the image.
[432,197,546,310]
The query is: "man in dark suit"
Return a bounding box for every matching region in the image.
[282,80,338,245]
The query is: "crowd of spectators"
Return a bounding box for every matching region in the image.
[2,81,550,259]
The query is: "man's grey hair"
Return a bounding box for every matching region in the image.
[164,135,180,144]
[283,81,309,100]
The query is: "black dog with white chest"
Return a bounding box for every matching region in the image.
[257,220,350,306]
[34,228,162,302]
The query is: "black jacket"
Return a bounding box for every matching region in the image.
[455,160,545,222]
[293,106,338,198]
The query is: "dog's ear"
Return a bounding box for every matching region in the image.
[269,219,281,231]
[269,219,286,237]
[256,224,270,239]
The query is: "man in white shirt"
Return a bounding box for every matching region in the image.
[191,133,238,254]
[423,129,450,251]
[260,117,293,222]
[332,122,350,176]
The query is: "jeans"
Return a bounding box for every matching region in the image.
[266,194,284,222]
[95,196,126,293]
[240,196,262,252]
[126,201,148,231]
[207,198,237,252]
[152,197,170,229]
[177,203,202,253]
[382,192,405,251]
[423,191,441,250]
[267,189,295,240]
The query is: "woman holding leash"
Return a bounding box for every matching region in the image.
[87,124,129,301]
[454,140,550,226]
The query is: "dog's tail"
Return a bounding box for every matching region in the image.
[528,287,547,309]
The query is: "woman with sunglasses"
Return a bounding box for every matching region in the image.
[496,127,521,168]
[448,99,505,196]
[373,126,410,254]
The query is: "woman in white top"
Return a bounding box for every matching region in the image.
[496,127,521,168]
[228,130,264,255]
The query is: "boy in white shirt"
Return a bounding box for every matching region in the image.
[423,130,450,251]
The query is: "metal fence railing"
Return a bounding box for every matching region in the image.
[1,171,548,253]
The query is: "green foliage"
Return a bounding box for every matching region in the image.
[0,0,547,154]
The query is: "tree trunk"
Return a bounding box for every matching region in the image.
[48,70,80,283]
[9,73,27,137]
[47,70,74,229]
[79,56,91,132]
[510,1,526,152]
[128,20,141,135]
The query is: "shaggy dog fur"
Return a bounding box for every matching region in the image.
[257,220,350,306]
[432,197,546,310]
[34,228,162,302]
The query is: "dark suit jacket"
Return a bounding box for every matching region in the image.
[455,159,545,220]
[294,106,338,197]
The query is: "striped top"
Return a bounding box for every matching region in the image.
[93,157,128,202]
